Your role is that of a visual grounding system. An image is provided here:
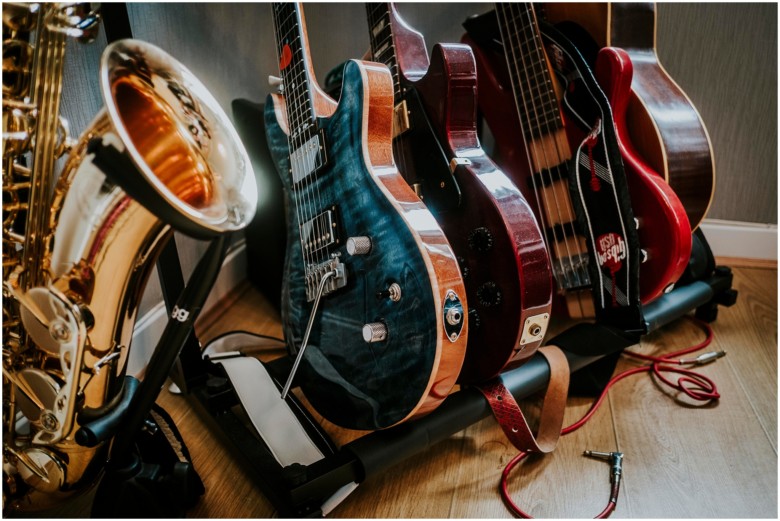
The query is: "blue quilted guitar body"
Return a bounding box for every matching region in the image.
[264,60,465,430]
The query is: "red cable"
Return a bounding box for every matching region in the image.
[500,316,718,518]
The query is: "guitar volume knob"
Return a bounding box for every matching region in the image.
[468,227,494,252]
[346,236,372,256]
[477,281,502,307]
[362,322,387,343]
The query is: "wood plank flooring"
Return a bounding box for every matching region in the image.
[156,263,777,518]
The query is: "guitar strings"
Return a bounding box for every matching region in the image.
[518,4,591,288]
[289,5,319,269]
[296,3,333,264]
[496,3,572,292]
[272,4,310,274]
[299,4,333,267]
[512,2,581,289]
[502,2,591,315]
[276,3,330,273]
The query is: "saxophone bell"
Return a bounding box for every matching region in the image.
[4,37,258,512]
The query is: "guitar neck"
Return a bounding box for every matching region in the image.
[495,3,588,294]
[272,3,318,140]
[496,3,566,149]
[366,3,404,101]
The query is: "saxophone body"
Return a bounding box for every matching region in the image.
[2,5,257,511]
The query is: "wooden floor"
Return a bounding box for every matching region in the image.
[157,262,777,518]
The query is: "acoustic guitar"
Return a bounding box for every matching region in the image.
[265,2,467,430]
[540,2,715,230]
[363,3,552,383]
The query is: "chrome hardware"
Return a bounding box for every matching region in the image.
[362,322,388,343]
[443,290,465,343]
[446,307,462,327]
[282,269,338,399]
[305,255,347,302]
[641,249,649,263]
[388,283,401,302]
[268,74,283,93]
[520,312,550,346]
[301,208,339,255]
[346,236,372,256]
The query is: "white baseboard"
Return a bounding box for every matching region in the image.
[699,219,777,261]
[127,241,248,375]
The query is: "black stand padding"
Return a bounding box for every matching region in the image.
[679,227,717,285]
[547,323,639,396]
[232,99,287,312]
[76,376,140,447]
[91,405,204,518]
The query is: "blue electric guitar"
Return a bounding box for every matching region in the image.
[265,3,468,430]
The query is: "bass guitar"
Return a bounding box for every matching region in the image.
[362,3,552,383]
[265,2,467,430]
[540,2,715,230]
[464,3,690,317]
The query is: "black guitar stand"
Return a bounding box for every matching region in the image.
[83,5,224,517]
[173,223,737,517]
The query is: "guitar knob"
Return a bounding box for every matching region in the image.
[477,281,502,307]
[346,236,372,256]
[468,227,494,252]
[362,322,387,343]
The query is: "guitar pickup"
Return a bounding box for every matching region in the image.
[290,130,328,185]
[300,207,340,256]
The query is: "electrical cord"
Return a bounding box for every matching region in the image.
[500,316,721,518]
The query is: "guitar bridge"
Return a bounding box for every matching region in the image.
[305,255,347,302]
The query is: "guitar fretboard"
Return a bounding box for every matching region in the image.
[366,2,402,101]
[495,3,562,142]
[272,3,317,142]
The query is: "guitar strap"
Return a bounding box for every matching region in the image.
[540,22,644,333]
[478,346,570,453]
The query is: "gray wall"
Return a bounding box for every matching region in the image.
[57,3,776,313]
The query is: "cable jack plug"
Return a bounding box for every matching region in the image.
[679,351,727,365]
[584,450,624,502]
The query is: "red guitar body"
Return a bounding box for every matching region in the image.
[594,47,692,300]
[464,30,690,305]
[379,5,553,382]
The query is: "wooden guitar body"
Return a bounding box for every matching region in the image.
[594,47,692,300]
[376,4,552,382]
[265,59,467,430]
[541,2,715,229]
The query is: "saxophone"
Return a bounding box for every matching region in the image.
[2,4,258,512]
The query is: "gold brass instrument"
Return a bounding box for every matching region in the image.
[2,4,258,512]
